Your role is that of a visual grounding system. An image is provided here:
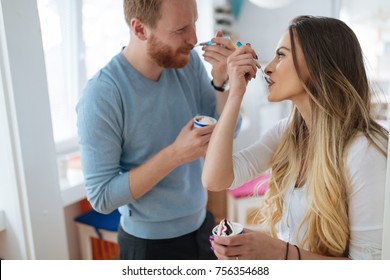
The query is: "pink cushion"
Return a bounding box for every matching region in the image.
[228,173,270,198]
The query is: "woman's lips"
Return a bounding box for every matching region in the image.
[266,78,274,86]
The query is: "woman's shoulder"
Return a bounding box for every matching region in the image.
[346,133,387,177]
[249,117,290,153]
[347,133,387,159]
[263,117,291,138]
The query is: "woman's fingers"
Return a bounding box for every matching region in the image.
[229,46,257,69]
[210,36,237,50]
[228,55,257,81]
[212,240,245,259]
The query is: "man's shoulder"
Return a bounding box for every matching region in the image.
[98,52,126,77]
[85,52,127,89]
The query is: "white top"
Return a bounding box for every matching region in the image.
[230,118,387,259]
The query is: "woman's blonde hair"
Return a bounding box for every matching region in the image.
[260,16,388,257]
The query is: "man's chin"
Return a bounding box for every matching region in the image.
[153,52,191,68]
[166,57,190,69]
[178,56,190,67]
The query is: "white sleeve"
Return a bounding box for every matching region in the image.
[230,118,289,189]
[347,136,387,259]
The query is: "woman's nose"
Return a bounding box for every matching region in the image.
[264,63,273,75]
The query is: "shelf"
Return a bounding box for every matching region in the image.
[58,154,87,207]
[61,180,86,207]
[60,168,86,207]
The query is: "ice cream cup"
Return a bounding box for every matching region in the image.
[212,222,244,237]
[193,115,217,128]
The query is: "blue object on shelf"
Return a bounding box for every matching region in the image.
[229,0,245,20]
[74,209,120,239]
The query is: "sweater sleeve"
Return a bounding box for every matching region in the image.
[76,76,134,214]
[230,118,289,189]
[346,136,387,259]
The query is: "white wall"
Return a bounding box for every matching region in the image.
[383,142,390,259]
[0,24,29,259]
[234,0,341,63]
[0,0,68,259]
[195,0,215,75]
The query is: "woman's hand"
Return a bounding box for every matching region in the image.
[227,44,258,97]
[211,229,286,260]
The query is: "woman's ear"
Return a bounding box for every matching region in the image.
[131,18,148,41]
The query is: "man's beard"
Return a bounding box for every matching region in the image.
[147,33,193,68]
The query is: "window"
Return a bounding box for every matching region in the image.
[340,0,390,128]
[38,0,129,148]
[37,0,129,187]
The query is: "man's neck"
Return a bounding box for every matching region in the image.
[122,41,163,81]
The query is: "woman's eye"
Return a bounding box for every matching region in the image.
[277,52,285,59]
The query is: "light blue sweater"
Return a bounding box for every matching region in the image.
[77,50,238,239]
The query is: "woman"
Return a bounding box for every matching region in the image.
[202,15,388,260]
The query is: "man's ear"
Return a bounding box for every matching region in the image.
[131,18,148,40]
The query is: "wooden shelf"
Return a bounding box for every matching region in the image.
[207,190,227,225]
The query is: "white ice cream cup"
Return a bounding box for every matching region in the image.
[193,115,217,128]
[212,222,243,237]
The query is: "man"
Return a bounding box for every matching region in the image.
[76,0,239,259]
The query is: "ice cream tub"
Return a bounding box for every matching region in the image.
[212,218,243,237]
[193,115,217,128]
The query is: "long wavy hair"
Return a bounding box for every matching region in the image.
[260,16,388,257]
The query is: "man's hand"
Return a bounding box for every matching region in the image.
[202,31,236,86]
[171,118,216,165]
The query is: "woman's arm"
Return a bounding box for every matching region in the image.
[202,45,258,191]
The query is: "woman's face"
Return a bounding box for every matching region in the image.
[264,32,309,105]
